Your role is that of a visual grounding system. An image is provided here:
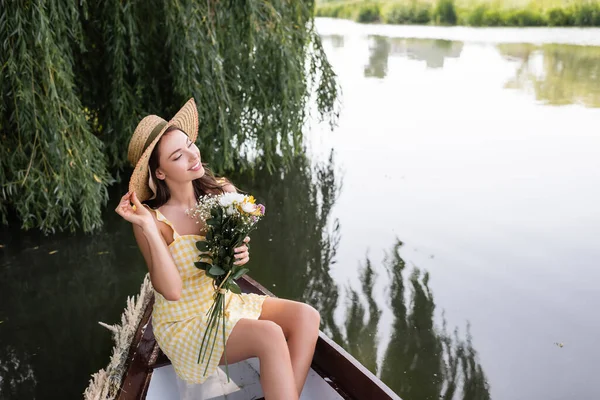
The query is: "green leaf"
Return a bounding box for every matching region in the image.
[232,267,250,280]
[196,241,210,252]
[209,265,226,276]
[228,281,242,294]
[206,218,219,226]
[206,230,213,241]
[194,261,211,271]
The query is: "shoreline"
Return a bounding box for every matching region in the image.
[316,0,600,27]
[314,18,600,46]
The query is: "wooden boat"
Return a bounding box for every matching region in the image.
[115,275,400,400]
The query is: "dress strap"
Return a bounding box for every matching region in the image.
[147,206,181,241]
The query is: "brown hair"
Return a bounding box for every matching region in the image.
[145,126,231,208]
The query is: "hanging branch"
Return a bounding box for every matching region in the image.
[0,0,339,233]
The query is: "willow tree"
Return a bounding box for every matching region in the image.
[0,1,338,233]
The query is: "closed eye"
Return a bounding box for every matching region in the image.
[173,141,193,160]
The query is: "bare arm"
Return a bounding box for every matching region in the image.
[116,191,182,301]
[133,222,182,301]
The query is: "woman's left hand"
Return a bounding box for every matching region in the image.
[233,236,251,266]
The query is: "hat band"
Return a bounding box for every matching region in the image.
[142,121,168,153]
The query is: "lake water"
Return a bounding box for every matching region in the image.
[1,18,599,400]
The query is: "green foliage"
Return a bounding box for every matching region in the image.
[196,241,210,252]
[208,265,226,276]
[357,3,382,21]
[464,4,488,25]
[232,267,250,280]
[227,280,242,294]
[504,7,545,26]
[569,1,600,25]
[382,1,432,24]
[0,1,112,234]
[316,0,600,26]
[434,0,457,24]
[1,1,339,233]
[546,7,572,26]
[195,261,212,271]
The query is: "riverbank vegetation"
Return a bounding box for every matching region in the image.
[0,2,338,233]
[316,0,600,26]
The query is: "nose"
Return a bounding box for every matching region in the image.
[187,148,200,162]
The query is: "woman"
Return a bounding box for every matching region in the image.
[115,99,320,399]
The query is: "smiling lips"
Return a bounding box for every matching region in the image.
[189,161,201,171]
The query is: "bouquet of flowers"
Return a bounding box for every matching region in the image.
[186,192,265,377]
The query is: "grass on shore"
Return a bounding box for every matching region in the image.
[315,0,600,26]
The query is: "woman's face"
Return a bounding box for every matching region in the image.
[155,129,204,183]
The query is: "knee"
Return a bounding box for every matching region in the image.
[258,320,286,348]
[298,304,321,334]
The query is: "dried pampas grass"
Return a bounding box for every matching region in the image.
[83,274,153,399]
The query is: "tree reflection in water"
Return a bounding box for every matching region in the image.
[379,241,490,400]
[0,185,148,399]
[337,241,491,399]
[0,150,490,399]
[234,155,490,399]
[231,151,344,344]
[499,43,600,108]
[363,35,464,78]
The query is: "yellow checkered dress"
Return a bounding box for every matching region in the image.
[150,208,267,383]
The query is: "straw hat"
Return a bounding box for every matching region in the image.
[127,98,199,202]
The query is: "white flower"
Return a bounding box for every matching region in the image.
[241,202,257,213]
[226,205,235,215]
[218,192,246,207]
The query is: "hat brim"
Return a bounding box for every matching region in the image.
[128,98,199,202]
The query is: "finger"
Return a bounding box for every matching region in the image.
[235,245,248,253]
[116,196,134,213]
[120,191,132,202]
[235,251,248,259]
[244,236,250,243]
[234,256,250,265]
[131,191,143,208]
[115,204,129,216]
[119,197,131,208]
[115,197,129,212]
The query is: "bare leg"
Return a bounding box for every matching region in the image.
[219,318,297,400]
[259,298,321,396]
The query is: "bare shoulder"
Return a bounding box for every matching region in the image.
[132,205,169,244]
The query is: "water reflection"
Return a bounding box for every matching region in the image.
[363,36,464,78]
[230,152,344,342]
[499,43,600,108]
[233,154,489,398]
[341,241,490,399]
[325,30,600,108]
[390,38,463,69]
[0,181,148,399]
[328,34,345,49]
[0,150,489,399]
[365,36,392,78]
